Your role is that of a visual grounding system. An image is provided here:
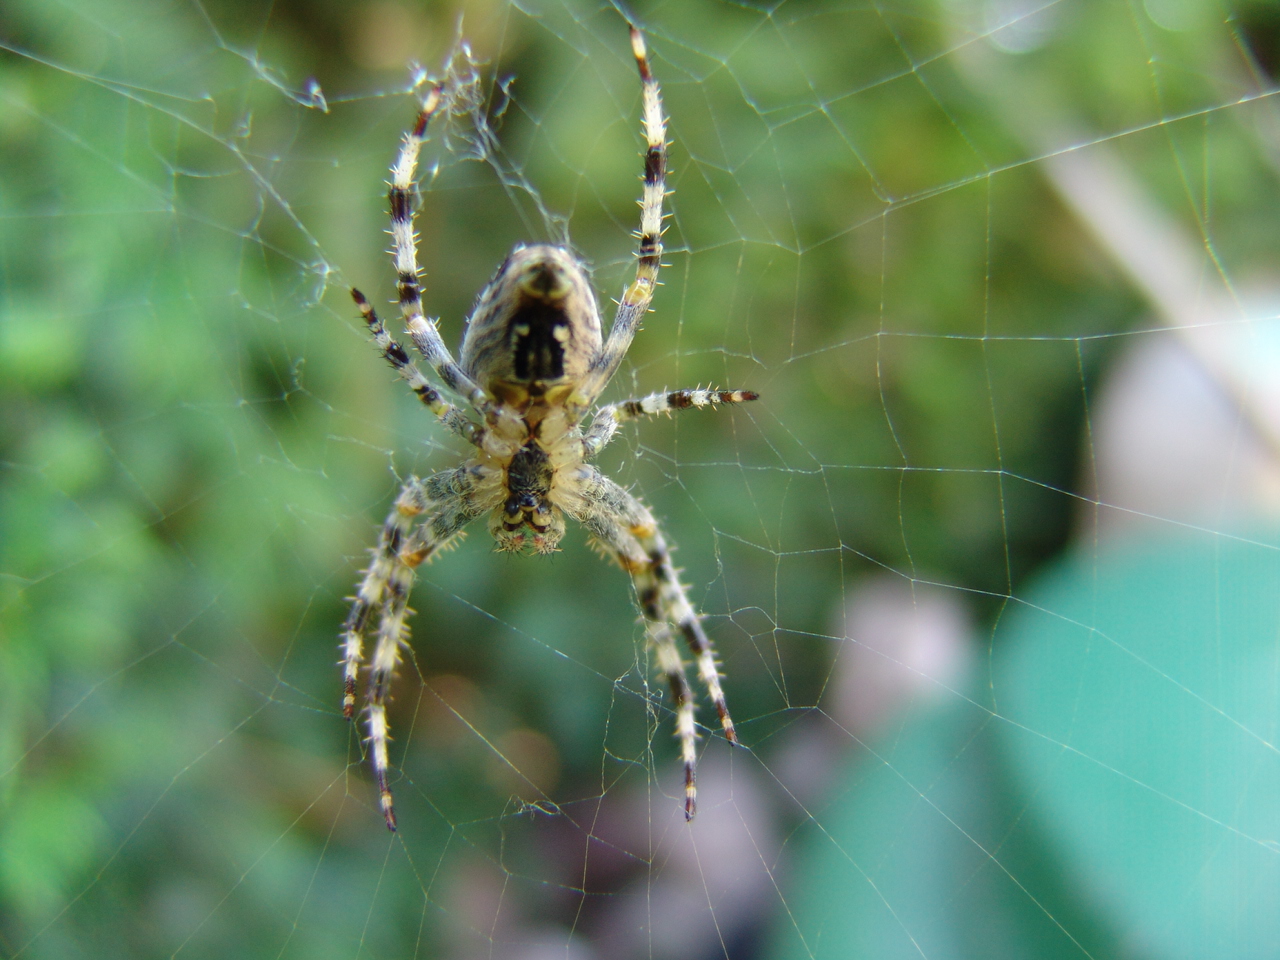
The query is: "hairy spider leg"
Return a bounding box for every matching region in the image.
[580,388,759,458]
[580,27,668,406]
[385,86,500,421]
[343,468,490,830]
[342,476,429,724]
[573,467,738,819]
[351,290,484,446]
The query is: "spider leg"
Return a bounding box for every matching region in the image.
[351,289,484,447]
[342,466,492,830]
[569,466,737,819]
[580,387,758,458]
[386,87,495,419]
[580,27,667,404]
[341,475,431,723]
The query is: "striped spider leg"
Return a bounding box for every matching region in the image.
[568,466,741,819]
[342,301,501,830]
[573,28,669,410]
[341,462,495,830]
[580,388,759,459]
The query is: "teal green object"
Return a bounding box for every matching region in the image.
[996,534,1280,957]
[768,534,1280,959]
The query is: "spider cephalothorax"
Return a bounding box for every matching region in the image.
[343,26,757,831]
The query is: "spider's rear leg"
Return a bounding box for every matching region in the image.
[341,477,433,719]
[624,527,737,819]
[573,467,738,819]
[630,521,738,746]
[650,622,699,818]
[344,469,487,830]
[600,530,703,817]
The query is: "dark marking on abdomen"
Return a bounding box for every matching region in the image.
[510,299,568,382]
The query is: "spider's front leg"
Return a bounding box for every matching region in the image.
[571,467,737,819]
[384,84,505,426]
[342,466,490,830]
[580,27,668,404]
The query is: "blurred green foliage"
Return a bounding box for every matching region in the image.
[1,0,1278,957]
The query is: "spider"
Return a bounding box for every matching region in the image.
[343,26,757,831]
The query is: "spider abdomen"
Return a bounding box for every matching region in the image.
[461,245,602,404]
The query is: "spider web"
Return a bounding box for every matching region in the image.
[3,0,1280,957]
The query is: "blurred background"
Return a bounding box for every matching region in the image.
[4,0,1280,957]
